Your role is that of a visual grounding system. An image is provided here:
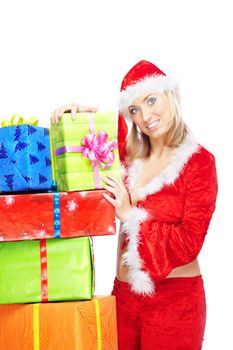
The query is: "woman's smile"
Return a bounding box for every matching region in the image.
[146,119,160,130]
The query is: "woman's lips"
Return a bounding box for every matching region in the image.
[147,119,160,129]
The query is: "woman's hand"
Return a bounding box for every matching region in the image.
[102,174,132,222]
[51,103,98,124]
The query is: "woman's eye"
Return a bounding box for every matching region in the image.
[129,107,138,115]
[148,97,157,105]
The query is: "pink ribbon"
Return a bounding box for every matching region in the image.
[55,113,117,188]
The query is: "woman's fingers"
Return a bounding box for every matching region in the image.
[78,105,98,113]
[71,104,98,120]
[54,109,61,124]
[101,175,128,204]
[102,184,117,195]
[102,192,115,205]
[52,106,66,123]
[51,103,98,124]
[60,106,68,116]
[71,104,79,119]
[104,174,126,192]
[101,176,118,189]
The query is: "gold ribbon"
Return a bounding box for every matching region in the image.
[1,114,39,127]
[49,128,56,180]
[94,298,102,350]
[33,304,40,350]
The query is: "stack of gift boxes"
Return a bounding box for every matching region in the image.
[0,112,120,350]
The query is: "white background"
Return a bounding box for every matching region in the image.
[0,1,232,349]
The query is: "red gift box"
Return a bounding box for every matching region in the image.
[0,190,116,241]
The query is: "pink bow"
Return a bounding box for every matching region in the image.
[81,131,117,169]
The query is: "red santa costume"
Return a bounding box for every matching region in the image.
[111,60,218,349]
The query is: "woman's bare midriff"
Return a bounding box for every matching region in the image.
[116,233,201,283]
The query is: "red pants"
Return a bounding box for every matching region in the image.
[111,275,206,350]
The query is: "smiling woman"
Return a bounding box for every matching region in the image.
[112,60,217,350]
[51,59,218,350]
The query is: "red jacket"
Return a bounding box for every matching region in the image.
[121,134,218,295]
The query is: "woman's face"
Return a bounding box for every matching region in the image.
[128,91,171,141]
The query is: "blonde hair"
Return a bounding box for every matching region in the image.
[125,90,189,163]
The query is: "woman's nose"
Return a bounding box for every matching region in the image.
[141,109,152,123]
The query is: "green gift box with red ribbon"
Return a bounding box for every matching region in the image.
[0,237,94,304]
[51,112,122,191]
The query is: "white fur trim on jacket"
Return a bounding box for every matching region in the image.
[121,207,155,295]
[126,132,199,200]
[120,164,127,180]
[119,75,178,116]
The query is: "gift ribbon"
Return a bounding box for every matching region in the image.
[33,304,40,350]
[40,240,48,302]
[49,128,56,181]
[94,299,102,350]
[53,192,60,238]
[54,113,117,189]
[46,191,61,238]
[1,114,39,127]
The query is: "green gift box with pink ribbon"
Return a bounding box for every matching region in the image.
[51,112,122,191]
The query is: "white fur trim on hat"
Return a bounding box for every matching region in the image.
[119,75,178,115]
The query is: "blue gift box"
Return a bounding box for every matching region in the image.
[0,124,53,192]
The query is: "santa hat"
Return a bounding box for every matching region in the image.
[117,60,178,162]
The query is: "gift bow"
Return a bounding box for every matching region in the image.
[55,128,118,188]
[1,114,39,127]
[82,131,117,169]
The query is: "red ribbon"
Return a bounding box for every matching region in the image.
[40,240,48,302]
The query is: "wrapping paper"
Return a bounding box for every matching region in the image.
[0,237,93,304]
[51,112,122,191]
[0,190,116,241]
[0,124,52,192]
[0,296,118,350]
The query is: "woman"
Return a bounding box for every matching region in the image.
[52,60,218,349]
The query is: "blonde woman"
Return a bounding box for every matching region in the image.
[52,60,218,350]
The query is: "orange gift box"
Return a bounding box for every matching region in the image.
[0,296,118,350]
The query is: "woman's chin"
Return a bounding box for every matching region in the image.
[148,129,168,142]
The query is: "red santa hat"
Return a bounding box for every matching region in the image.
[118,60,178,162]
